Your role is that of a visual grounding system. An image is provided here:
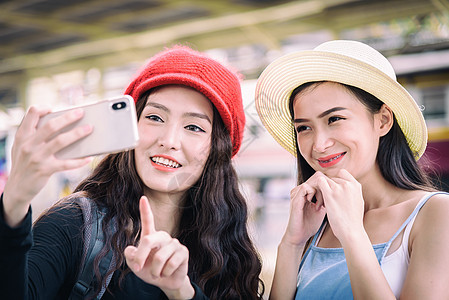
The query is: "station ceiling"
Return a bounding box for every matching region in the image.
[0,0,446,76]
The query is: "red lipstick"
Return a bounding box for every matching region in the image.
[150,155,182,172]
[317,152,346,168]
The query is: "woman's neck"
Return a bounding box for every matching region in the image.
[358,165,406,211]
[143,189,185,236]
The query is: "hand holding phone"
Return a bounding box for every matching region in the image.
[37,95,139,159]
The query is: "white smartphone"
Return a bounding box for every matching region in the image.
[37,95,139,159]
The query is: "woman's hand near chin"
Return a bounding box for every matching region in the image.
[316,169,365,245]
[270,171,327,300]
[125,196,195,299]
[282,171,327,247]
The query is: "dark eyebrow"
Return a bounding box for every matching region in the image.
[293,107,347,123]
[146,102,211,124]
[318,107,346,118]
[184,112,211,124]
[146,102,168,112]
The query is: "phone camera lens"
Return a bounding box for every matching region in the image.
[112,102,127,110]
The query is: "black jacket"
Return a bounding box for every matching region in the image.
[0,194,208,300]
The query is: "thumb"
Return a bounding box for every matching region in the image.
[140,196,156,236]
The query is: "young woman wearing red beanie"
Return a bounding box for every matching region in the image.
[0,46,264,299]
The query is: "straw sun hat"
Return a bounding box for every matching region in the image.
[255,40,427,159]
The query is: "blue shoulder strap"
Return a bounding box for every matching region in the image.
[69,196,116,300]
[298,220,326,276]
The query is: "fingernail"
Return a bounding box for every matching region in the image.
[73,108,83,117]
[82,124,93,133]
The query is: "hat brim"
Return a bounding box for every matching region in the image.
[255,50,427,159]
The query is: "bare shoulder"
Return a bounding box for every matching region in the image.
[403,192,449,299]
[421,191,449,211]
[412,191,449,238]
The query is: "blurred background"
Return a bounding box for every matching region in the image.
[1,0,449,295]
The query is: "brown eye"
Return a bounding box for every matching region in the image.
[147,115,163,122]
[185,124,205,132]
[328,116,344,124]
[296,125,310,133]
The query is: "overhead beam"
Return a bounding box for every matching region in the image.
[0,0,355,74]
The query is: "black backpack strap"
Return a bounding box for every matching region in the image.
[69,196,116,300]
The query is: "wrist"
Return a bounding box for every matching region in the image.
[2,189,30,228]
[163,277,195,300]
[279,237,307,255]
[280,233,309,248]
[339,226,368,249]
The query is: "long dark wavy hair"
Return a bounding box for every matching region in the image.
[288,81,435,190]
[72,89,264,299]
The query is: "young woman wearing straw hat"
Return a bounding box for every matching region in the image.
[255,40,449,299]
[0,46,264,299]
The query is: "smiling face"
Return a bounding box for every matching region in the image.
[134,85,213,199]
[292,82,390,181]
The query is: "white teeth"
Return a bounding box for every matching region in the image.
[151,156,181,168]
[322,153,343,163]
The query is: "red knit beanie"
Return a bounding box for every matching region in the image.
[124,46,245,157]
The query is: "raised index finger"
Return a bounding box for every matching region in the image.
[140,196,156,236]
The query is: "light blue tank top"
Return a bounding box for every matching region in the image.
[295,192,447,299]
